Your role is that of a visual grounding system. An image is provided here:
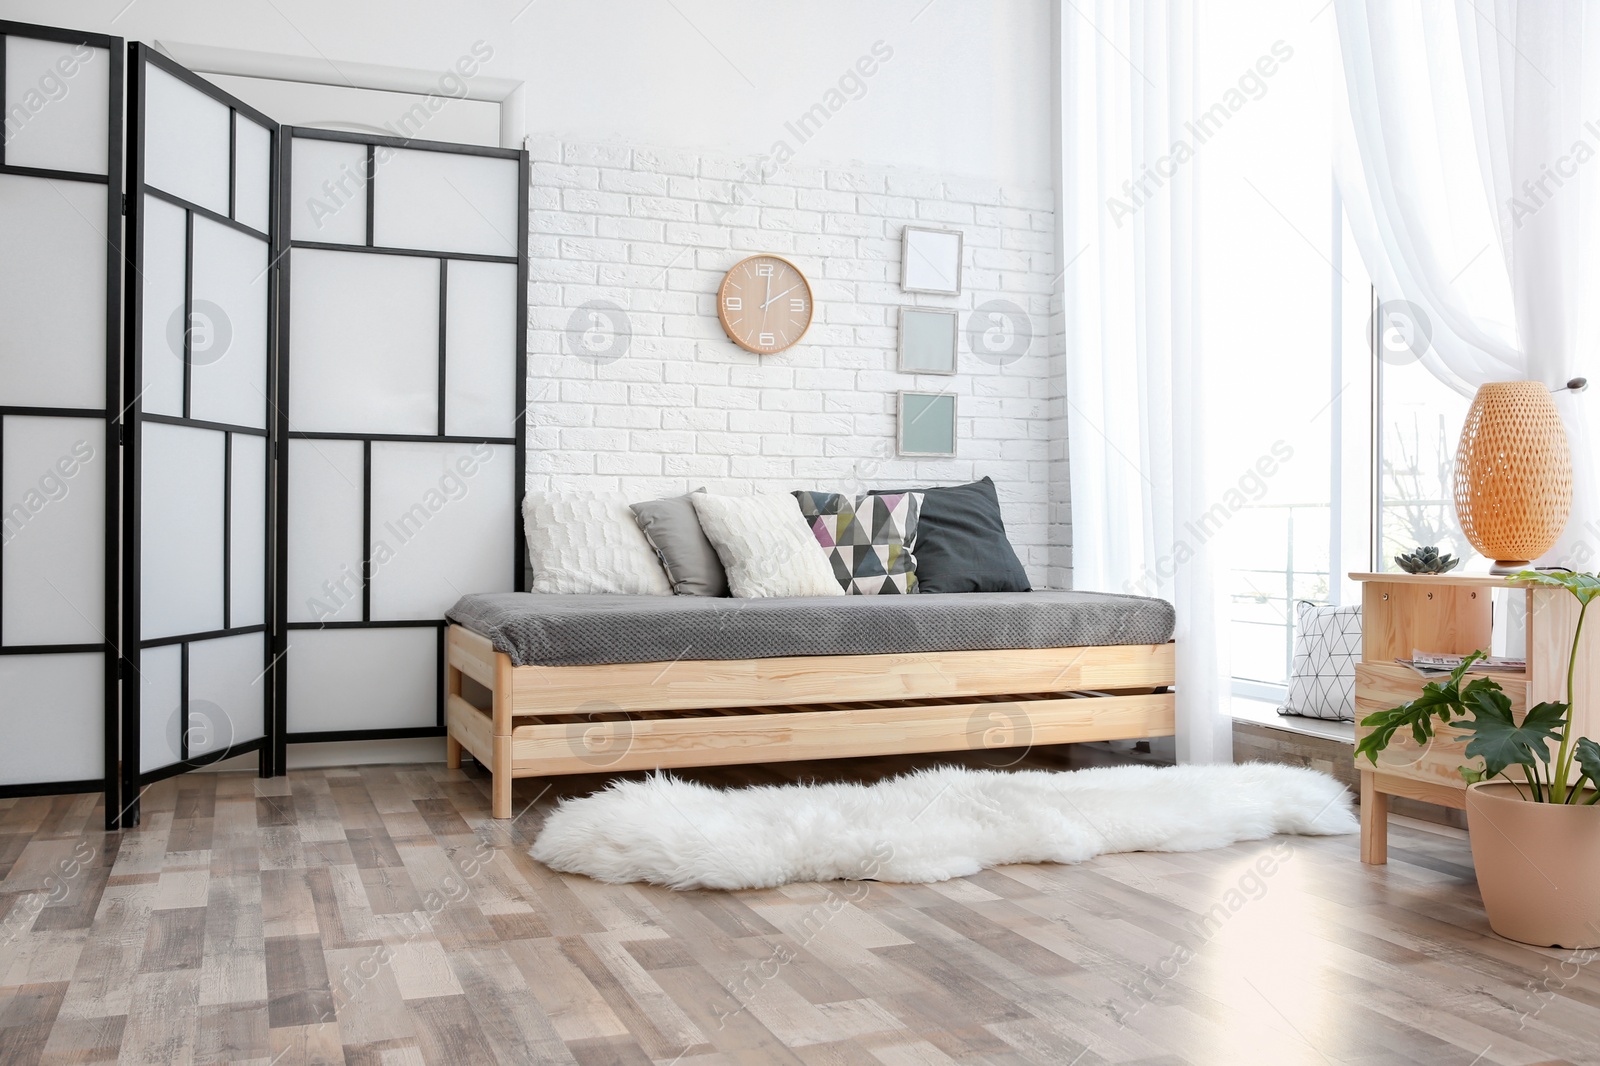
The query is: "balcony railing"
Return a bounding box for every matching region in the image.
[1229,503,1331,687]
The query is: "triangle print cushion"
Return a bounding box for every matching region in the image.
[1279,601,1361,721]
[792,490,925,594]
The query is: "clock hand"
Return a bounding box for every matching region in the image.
[760,284,800,310]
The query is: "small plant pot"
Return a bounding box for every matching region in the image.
[1465,781,1600,948]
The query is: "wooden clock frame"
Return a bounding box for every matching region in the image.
[715,254,814,354]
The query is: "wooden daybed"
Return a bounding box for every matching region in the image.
[443,591,1176,818]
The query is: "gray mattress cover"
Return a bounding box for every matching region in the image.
[446,591,1175,667]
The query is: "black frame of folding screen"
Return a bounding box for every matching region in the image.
[121,43,279,826]
[0,21,124,829]
[272,128,528,765]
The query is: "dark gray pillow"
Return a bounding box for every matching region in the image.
[869,477,1031,593]
[630,490,729,597]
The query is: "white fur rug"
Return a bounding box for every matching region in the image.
[529,762,1358,890]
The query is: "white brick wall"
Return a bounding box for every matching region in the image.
[525,137,1070,588]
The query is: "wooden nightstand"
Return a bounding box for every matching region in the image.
[1352,571,1600,864]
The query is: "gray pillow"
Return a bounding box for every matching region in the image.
[630,490,730,597]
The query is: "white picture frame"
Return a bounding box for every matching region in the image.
[897,391,958,457]
[901,225,963,295]
[898,307,959,375]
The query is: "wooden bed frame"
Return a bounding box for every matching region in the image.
[444,624,1177,818]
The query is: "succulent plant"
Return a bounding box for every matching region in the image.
[1394,545,1460,574]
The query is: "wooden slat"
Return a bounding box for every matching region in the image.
[446,626,499,689]
[498,688,1151,727]
[1349,571,1524,588]
[446,695,493,767]
[506,693,1175,776]
[503,641,1174,716]
[1371,770,1469,810]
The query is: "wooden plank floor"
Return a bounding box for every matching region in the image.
[3,745,1599,1065]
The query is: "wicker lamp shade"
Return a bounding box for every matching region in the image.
[1452,381,1572,571]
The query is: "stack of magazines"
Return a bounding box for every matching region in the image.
[1396,651,1526,678]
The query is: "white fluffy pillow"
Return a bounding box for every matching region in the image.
[523,491,672,595]
[689,493,846,598]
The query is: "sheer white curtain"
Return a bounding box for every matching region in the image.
[1335,0,1600,564]
[1059,1,1232,764]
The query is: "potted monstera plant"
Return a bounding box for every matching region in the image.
[1357,570,1600,948]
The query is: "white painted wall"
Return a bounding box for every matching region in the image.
[1,0,1054,186]
[511,0,1053,187]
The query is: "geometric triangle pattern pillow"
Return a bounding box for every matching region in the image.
[792,490,924,594]
[1278,601,1361,721]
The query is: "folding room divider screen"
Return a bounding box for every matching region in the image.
[0,22,123,817]
[0,20,527,828]
[274,130,527,765]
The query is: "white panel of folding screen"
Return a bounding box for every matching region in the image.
[277,129,526,749]
[123,45,275,815]
[0,22,120,817]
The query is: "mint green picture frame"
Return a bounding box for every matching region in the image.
[897,391,957,457]
[898,307,959,375]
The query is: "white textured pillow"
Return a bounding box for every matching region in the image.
[523,491,673,595]
[689,493,846,598]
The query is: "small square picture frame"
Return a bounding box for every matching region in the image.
[901,225,964,295]
[898,307,959,375]
[897,391,958,457]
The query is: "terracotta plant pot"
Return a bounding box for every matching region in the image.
[1465,781,1600,948]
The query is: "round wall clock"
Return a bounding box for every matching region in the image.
[715,254,814,354]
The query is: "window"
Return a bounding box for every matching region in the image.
[1200,5,1500,697]
[1199,3,1374,695]
[1377,349,1478,573]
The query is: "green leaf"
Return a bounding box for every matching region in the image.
[1356,652,1485,765]
[1444,650,1486,685]
[1510,569,1600,606]
[1574,737,1600,802]
[1463,677,1513,720]
[1459,699,1566,780]
[1459,765,1486,784]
